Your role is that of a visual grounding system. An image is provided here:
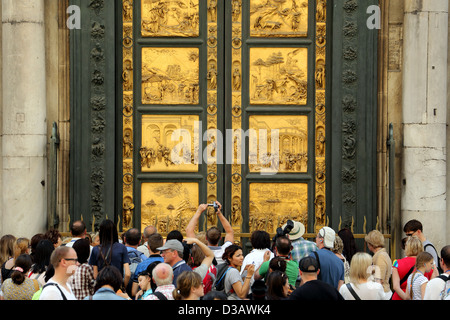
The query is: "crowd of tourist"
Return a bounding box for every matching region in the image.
[0,201,449,301]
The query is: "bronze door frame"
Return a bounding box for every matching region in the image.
[120,0,329,239]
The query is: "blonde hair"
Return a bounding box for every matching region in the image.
[195,231,208,245]
[16,238,30,256]
[349,252,374,286]
[332,235,344,254]
[365,230,385,248]
[405,236,423,257]
[0,235,17,266]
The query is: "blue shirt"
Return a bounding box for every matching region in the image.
[172,260,192,286]
[309,248,344,289]
[89,242,130,277]
[85,287,127,300]
[132,254,164,283]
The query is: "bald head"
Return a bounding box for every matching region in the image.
[152,262,173,286]
[143,226,157,239]
[71,220,87,237]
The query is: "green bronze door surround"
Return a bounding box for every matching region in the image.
[69,0,379,245]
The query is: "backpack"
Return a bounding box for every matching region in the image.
[424,243,443,274]
[150,291,167,300]
[436,274,450,300]
[126,249,144,296]
[211,263,231,292]
[128,250,144,276]
[39,282,67,300]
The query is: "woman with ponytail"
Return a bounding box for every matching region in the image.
[405,251,435,300]
[0,254,40,300]
[172,270,204,300]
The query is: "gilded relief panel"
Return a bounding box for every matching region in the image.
[249,183,308,234]
[141,182,199,233]
[250,47,307,105]
[314,0,327,231]
[141,47,199,105]
[206,0,219,227]
[141,0,199,37]
[250,0,309,37]
[249,115,308,173]
[230,0,243,233]
[141,115,199,172]
[122,0,134,231]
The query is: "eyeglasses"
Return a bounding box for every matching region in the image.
[62,258,78,262]
[405,232,415,237]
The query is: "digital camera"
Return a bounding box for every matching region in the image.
[208,202,219,212]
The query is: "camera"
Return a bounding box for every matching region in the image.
[208,202,219,212]
[271,219,294,251]
[281,219,294,236]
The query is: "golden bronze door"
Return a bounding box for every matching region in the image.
[120,0,328,238]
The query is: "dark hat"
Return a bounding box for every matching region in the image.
[299,256,319,273]
[251,279,267,299]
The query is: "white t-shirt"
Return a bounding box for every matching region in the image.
[209,241,232,265]
[39,279,77,300]
[240,248,274,285]
[65,238,93,255]
[424,274,449,300]
[339,281,390,300]
[407,272,428,300]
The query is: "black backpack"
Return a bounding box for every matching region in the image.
[211,263,231,292]
[41,282,67,300]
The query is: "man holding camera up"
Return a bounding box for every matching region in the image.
[186,201,234,265]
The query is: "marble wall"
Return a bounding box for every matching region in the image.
[1,0,47,237]
[401,0,449,253]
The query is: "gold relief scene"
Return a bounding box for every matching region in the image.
[141,115,199,172]
[250,0,308,37]
[142,48,199,105]
[249,183,308,234]
[141,0,199,37]
[250,47,308,105]
[249,115,308,173]
[141,182,199,233]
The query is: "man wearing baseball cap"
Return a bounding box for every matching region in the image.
[308,226,345,290]
[157,239,192,285]
[288,256,344,300]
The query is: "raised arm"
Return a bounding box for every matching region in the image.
[185,237,215,269]
[186,203,208,238]
[215,201,234,243]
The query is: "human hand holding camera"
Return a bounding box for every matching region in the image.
[208,201,222,214]
[196,203,209,214]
